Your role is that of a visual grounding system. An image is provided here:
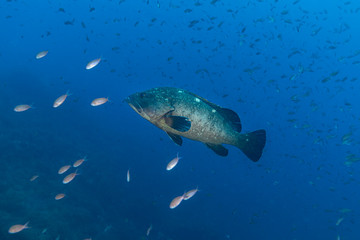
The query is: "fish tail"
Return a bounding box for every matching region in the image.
[24,221,30,229]
[236,130,266,162]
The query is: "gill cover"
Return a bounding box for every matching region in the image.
[128,90,173,121]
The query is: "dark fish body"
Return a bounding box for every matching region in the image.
[126,87,266,162]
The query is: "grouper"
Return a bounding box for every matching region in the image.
[125,87,266,162]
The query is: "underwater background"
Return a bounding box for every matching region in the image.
[1,0,359,239]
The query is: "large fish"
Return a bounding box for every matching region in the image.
[125,87,266,162]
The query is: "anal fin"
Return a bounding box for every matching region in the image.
[166,132,183,146]
[205,143,228,156]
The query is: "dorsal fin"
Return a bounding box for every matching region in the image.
[217,108,242,132]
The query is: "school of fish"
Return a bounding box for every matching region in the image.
[4,0,358,238]
[9,48,266,238]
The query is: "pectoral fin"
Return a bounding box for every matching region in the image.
[164,114,191,132]
[166,132,183,146]
[205,143,228,156]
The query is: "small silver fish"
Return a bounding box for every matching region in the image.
[169,194,185,209]
[166,153,181,171]
[53,91,70,108]
[62,170,78,184]
[86,58,101,70]
[146,224,152,236]
[91,97,109,106]
[14,104,32,112]
[36,51,48,59]
[8,222,29,234]
[184,187,198,200]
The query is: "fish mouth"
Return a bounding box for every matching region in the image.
[125,96,143,114]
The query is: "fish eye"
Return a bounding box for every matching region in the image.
[140,92,146,99]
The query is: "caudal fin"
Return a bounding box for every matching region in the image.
[236,130,266,162]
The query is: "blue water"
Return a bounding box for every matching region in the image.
[1,0,359,239]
